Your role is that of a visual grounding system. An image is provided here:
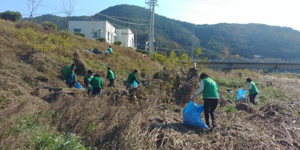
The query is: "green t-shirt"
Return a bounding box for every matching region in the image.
[108,47,113,52]
[249,81,259,95]
[91,77,103,88]
[85,75,94,89]
[202,78,219,99]
[126,72,140,85]
[108,70,115,79]
[63,66,71,80]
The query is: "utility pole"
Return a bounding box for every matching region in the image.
[145,0,158,57]
[191,30,195,61]
[151,0,155,54]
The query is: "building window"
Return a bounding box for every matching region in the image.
[98,30,101,38]
[93,31,97,38]
[107,32,110,42]
[74,29,81,33]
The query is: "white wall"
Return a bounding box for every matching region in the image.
[115,29,134,48]
[69,21,115,44]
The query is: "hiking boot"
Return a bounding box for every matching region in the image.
[206,124,211,128]
[212,121,217,127]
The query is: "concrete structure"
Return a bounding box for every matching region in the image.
[115,29,134,48]
[69,21,116,44]
[199,62,300,70]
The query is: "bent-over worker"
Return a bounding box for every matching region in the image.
[189,73,219,128]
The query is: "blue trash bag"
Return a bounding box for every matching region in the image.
[133,81,137,88]
[237,89,246,101]
[183,101,209,129]
[74,82,84,90]
[104,50,109,54]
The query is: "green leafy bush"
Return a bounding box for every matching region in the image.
[0,11,22,22]
[223,105,238,113]
[42,21,57,29]
[75,32,86,37]
[136,49,148,55]
[96,37,106,42]
[114,41,122,46]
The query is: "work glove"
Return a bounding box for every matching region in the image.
[88,85,92,88]
[64,80,66,83]
[76,81,78,84]
[189,95,195,101]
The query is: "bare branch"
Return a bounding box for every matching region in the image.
[26,0,43,19]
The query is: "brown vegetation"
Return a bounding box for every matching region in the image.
[1,19,300,149]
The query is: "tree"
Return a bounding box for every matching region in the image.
[172,41,180,49]
[62,0,76,29]
[26,0,42,20]
[235,54,240,59]
[220,47,230,59]
[193,48,202,57]
[0,11,22,22]
[114,41,122,46]
[42,22,57,29]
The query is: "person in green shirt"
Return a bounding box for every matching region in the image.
[245,78,259,105]
[106,67,115,88]
[68,66,77,88]
[89,73,103,97]
[108,46,113,53]
[126,69,140,90]
[189,73,219,128]
[84,70,94,95]
[63,63,76,83]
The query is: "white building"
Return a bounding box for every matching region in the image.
[115,29,135,48]
[69,21,116,44]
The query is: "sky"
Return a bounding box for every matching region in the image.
[1,0,300,30]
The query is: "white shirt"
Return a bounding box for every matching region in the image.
[245,82,252,91]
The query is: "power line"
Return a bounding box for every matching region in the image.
[81,9,148,26]
[101,15,149,22]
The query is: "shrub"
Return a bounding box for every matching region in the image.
[114,41,122,46]
[0,11,22,22]
[96,37,106,42]
[74,32,85,37]
[42,21,57,29]
[136,49,148,55]
[223,105,238,113]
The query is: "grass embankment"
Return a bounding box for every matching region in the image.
[1,19,300,149]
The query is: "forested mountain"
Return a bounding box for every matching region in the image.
[25,4,300,59]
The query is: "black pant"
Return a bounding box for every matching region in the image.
[109,79,115,87]
[70,82,75,88]
[249,93,258,105]
[92,87,101,96]
[87,89,92,95]
[204,99,219,126]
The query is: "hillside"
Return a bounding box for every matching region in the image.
[26,4,300,60]
[1,19,300,149]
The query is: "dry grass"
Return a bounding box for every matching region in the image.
[1,19,300,149]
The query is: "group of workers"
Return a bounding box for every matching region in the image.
[189,73,259,128]
[62,63,141,97]
[63,61,259,129]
